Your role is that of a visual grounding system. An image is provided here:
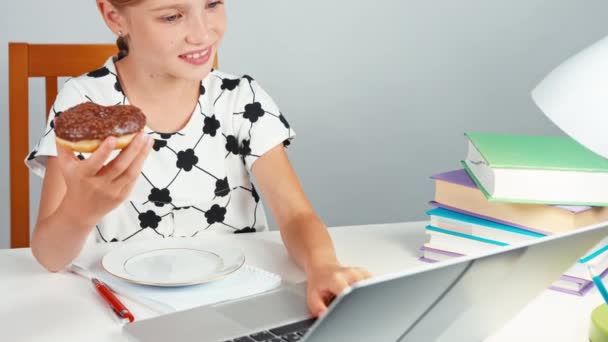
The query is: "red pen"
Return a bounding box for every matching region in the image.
[92,278,135,323]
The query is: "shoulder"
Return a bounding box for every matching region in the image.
[205,69,258,93]
[205,70,277,107]
[60,57,122,105]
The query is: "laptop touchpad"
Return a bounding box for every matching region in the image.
[212,286,310,330]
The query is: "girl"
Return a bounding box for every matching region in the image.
[26,0,372,317]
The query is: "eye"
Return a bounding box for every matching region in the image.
[207,1,223,9]
[162,13,182,22]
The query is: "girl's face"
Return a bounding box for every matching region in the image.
[113,0,226,81]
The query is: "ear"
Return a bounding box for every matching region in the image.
[96,0,127,36]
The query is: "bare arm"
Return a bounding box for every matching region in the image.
[31,134,153,272]
[251,145,337,272]
[31,155,94,272]
[252,145,372,316]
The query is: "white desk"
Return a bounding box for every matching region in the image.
[0,221,601,341]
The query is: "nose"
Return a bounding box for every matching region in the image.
[186,13,212,45]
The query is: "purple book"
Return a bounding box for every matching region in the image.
[431,169,593,214]
[420,245,464,258]
[548,266,608,296]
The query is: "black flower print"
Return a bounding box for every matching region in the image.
[205,204,226,224]
[114,79,123,94]
[243,102,265,123]
[279,112,290,129]
[203,115,220,136]
[50,111,62,129]
[199,84,206,95]
[148,188,172,207]
[214,177,230,197]
[225,135,240,155]
[240,139,252,157]
[138,210,161,229]
[176,149,199,171]
[110,238,119,242]
[160,133,174,140]
[234,227,256,234]
[27,150,37,161]
[242,75,254,83]
[251,185,260,203]
[283,140,291,147]
[221,78,240,91]
[87,67,110,78]
[153,139,167,151]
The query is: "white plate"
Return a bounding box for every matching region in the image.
[101,238,245,287]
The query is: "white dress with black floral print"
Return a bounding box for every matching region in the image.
[26,56,295,243]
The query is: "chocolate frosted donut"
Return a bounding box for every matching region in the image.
[54,102,146,153]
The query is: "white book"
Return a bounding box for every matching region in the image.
[425,229,505,255]
[429,215,540,245]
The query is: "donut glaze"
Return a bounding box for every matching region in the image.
[54,102,146,141]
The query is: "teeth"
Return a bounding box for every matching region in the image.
[184,49,209,59]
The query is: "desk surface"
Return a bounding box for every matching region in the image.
[0,221,601,342]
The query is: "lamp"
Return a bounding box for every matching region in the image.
[532,35,608,159]
[533,35,608,341]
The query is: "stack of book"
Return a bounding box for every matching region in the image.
[421,133,608,296]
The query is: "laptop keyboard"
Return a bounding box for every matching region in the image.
[223,318,317,342]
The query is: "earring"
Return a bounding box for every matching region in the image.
[118,30,124,37]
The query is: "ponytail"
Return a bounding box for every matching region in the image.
[116,35,129,60]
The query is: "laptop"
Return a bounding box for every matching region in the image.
[123,221,608,342]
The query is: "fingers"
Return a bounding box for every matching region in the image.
[344,267,373,284]
[319,268,373,303]
[306,267,374,318]
[55,143,78,176]
[308,277,348,318]
[326,273,351,296]
[80,137,116,176]
[101,133,151,180]
[114,135,154,192]
[307,290,328,318]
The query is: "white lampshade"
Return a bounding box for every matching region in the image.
[532,35,608,159]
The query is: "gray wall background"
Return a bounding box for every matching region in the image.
[1,0,607,248]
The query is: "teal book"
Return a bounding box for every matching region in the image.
[425,225,507,255]
[426,207,544,245]
[462,133,608,206]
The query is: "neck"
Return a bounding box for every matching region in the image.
[114,55,202,133]
[115,55,200,106]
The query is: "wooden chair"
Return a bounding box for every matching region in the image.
[8,42,218,248]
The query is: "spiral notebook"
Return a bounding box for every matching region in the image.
[74,259,282,313]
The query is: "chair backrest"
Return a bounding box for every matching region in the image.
[8,42,219,248]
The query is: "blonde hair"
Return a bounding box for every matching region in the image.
[107,0,145,59]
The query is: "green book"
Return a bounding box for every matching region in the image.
[462,133,608,206]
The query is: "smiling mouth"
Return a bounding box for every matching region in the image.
[179,46,212,60]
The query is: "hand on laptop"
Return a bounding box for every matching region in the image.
[305,262,373,317]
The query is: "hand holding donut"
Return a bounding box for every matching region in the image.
[53,102,154,227]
